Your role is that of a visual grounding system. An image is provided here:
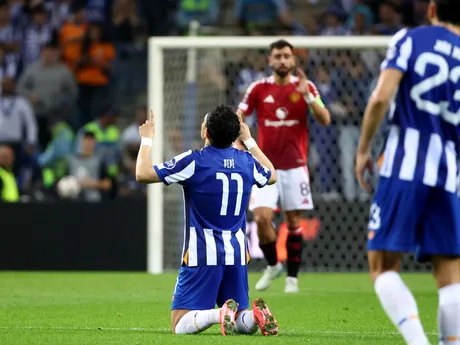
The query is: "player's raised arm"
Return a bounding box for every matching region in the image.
[233,110,246,150]
[235,80,261,150]
[236,108,245,121]
[135,109,162,183]
[239,121,277,185]
[136,109,196,185]
[237,80,261,121]
[296,68,331,126]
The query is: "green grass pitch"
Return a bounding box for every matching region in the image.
[0,272,439,344]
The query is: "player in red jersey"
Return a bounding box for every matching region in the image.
[237,39,331,293]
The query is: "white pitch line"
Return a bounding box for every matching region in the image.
[0,326,169,332]
[0,325,438,336]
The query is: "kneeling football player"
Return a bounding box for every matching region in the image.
[136,105,279,335]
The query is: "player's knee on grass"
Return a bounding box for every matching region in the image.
[368,251,403,282]
[431,256,460,289]
[171,310,189,334]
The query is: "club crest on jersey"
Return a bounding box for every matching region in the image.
[275,107,288,120]
[164,159,176,169]
[289,92,301,103]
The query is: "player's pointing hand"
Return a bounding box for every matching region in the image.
[355,151,374,193]
[295,68,311,96]
[138,108,155,139]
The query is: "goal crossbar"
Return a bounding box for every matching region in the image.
[146,35,391,274]
[149,36,391,49]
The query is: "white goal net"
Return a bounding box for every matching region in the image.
[146,36,430,274]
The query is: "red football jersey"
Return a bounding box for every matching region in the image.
[238,75,320,170]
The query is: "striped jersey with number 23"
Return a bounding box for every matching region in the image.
[379,25,460,192]
[153,145,272,267]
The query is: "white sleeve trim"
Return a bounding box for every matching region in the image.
[381,28,411,71]
[238,102,249,111]
[253,163,269,187]
[164,161,196,184]
[156,150,192,170]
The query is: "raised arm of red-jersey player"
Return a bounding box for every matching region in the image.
[237,80,260,121]
[307,81,331,126]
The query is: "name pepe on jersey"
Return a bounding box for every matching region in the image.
[356,25,460,193]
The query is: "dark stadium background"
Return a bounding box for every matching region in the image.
[0,2,441,344]
[0,0,431,272]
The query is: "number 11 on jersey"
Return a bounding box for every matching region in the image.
[216,172,243,216]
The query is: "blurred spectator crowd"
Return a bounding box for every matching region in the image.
[0,0,431,203]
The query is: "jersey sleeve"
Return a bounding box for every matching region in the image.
[153,150,196,186]
[307,80,325,107]
[248,153,272,188]
[380,28,413,73]
[238,80,260,115]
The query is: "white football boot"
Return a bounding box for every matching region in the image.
[284,276,299,293]
[255,262,283,291]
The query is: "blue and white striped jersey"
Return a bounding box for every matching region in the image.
[154,145,272,267]
[379,26,460,193]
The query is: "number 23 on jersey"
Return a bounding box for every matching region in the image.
[410,51,460,125]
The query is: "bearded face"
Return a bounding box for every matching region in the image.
[269,46,296,78]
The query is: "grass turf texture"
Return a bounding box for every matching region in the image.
[0,272,438,344]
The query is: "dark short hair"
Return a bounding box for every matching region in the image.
[435,0,460,26]
[82,131,96,139]
[269,39,294,53]
[206,105,240,149]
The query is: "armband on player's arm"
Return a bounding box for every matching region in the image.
[306,95,331,126]
[135,138,162,184]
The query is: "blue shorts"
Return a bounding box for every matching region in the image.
[368,177,460,262]
[171,265,249,311]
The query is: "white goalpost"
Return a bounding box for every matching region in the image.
[147,35,391,274]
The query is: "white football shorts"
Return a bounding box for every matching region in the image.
[249,166,314,212]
